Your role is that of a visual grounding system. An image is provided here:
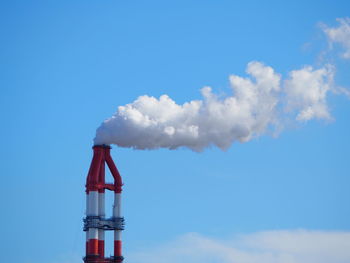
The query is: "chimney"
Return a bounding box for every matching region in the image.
[83,145,124,263]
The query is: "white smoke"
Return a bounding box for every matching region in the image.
[94,61,335,151]
[284,65,334,121]
[323,17,350,59]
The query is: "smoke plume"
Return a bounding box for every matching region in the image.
[95,18,350,151]
[94,62,335,151]
[323,17,350,59]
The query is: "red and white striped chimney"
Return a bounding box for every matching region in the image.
[84,145,124,263]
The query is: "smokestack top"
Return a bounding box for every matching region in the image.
[93,144,111,149]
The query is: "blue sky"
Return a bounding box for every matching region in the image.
[1,1,350,263]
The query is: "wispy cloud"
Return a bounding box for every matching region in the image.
[128,230,350,263]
